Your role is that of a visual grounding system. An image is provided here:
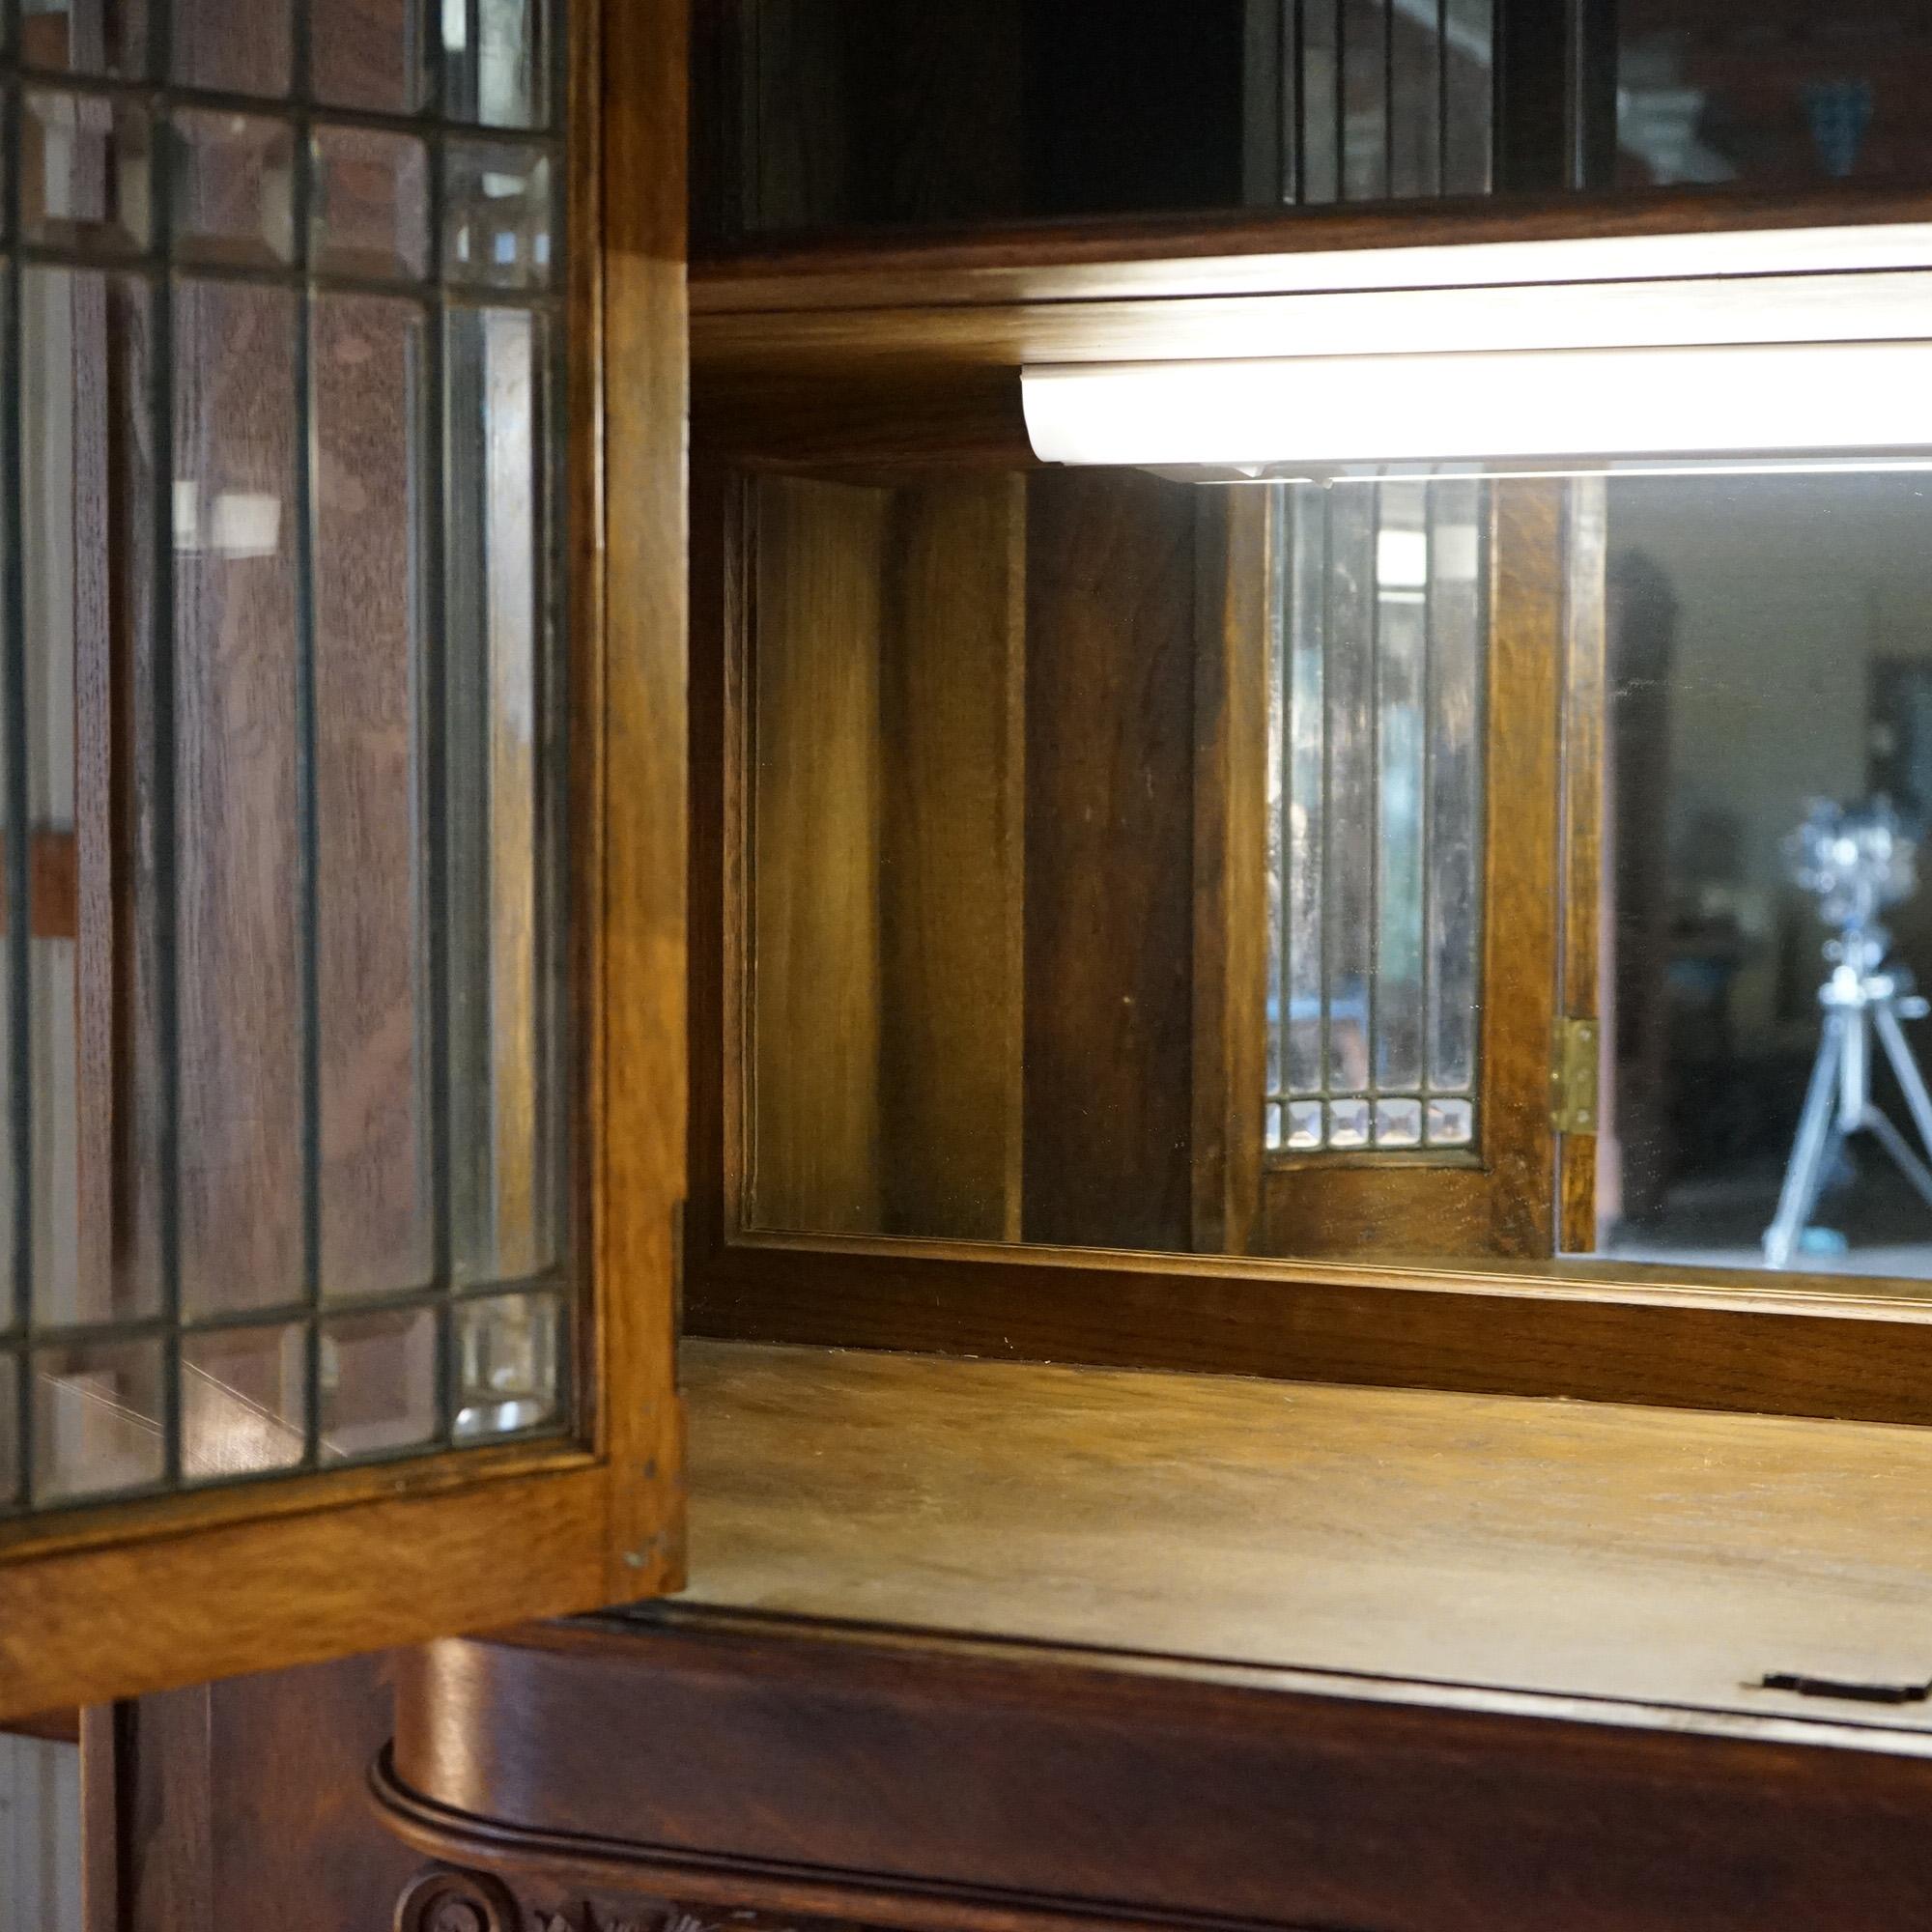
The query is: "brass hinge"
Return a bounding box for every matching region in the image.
[1551,1017,1601,1134]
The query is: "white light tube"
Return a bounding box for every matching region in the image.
[1021,341,1932,471]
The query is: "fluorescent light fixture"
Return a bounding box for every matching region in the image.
[1022,340,1932,471]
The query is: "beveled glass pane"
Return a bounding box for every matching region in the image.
[1341,0,1389,202]
[1442,0,1494,196]
[1426,480,1485,1096]
[1327,1097,1371,1150]
[1264,1099,1283,1152]
[1388,0,1443,199]
[1375,1096,1423,1148]
[445,0,549,128]
[453,1290,560,1440]
[19,268,161,1332]
[173,278,304,1318]
[446,301,560,1287]
[1264,492,1287,1101]
[22,90,151,252]
[1426,1096,1474,1148]
[1285,484,1325,1096]
[444,140,553,289]
[1375,482,1428,1095]
[319,1307,437,1460]
[0,273,12,1340]
[171,109,296,269]
[312,0,430,113]
[1325,486,1376,1094]
[183,1321,304,1480]
[17,0,150,76]
[171,0,291,97]
[1297,0,1341,206]
[313,294,432,1302]
[0,1356,17,1505]
[310,126,429,282]
[32,1335,163,1503]
[1287,1099,1323,1151]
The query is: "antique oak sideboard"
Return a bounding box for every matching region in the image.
[90,1339,1932,1932]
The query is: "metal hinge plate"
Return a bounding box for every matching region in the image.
[1551,1017,1601,1134]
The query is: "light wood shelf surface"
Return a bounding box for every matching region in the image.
[681,1338,1932,1740]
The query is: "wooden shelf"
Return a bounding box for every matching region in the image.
[682,1338,1932,1743]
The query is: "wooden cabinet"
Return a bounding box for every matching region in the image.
[33,10,1932,1924]
[93,1342,1932,1932]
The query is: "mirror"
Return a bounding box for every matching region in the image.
[732,463,1932,1293]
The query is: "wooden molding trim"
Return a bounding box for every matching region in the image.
[692,184,1932,313]
[374,1613,1932,1932]
[686,1235,1932,1428]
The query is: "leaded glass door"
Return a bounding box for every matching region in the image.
[1200,476,1589,1261]
[0,0,687,1720]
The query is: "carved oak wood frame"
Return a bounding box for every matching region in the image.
[0,0,688,1720]
[366,1612,1932,1932]
[683,185,1932,1432]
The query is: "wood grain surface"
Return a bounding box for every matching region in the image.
[1021,472,1198,1249]
[679,1337,1932,1733]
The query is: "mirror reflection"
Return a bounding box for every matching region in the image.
[737,465,1932,1292]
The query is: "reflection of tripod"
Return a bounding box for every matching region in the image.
[1763,926,1932,1267]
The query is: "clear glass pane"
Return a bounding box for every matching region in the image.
[1285,484,1325,1096]
[312,0,430,113]
[1325,486,1376,1094]
[18,0,149,76]
[173,278,304,1318]
[311,126,429,282]
[0,1355,18,1506]
[1341,0,1389,202]
[22,90,151,253]
[1442,0,1494,196]
[0,272,12,1340]
[319,1307,437,1460]
[1616,2,1917,193]
[31,1335,163,1503]
[20,268,161,1330]
[313,294,432,1302]
[1426,481,1485,1095]
[444,139,553,290]
[1298,0,1342,206]
[445,0,550,128]
[1388,0,1443,199]
[1264,497,1287,1101]
[453,1289,560,1440]
[1375,482,1428,1095]
[182,1321,304,1480]
[171,0,292,97]
[171,109,296,269]
[1268,477,1485,1158]
[446,301,559,1287]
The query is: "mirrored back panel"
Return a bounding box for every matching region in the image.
[732,463,1932,1296]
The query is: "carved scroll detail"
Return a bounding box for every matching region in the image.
[394,1864,526,1932]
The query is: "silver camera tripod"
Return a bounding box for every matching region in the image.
[1764,800,1932,1268]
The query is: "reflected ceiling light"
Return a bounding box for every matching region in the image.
[1021,340,1932,472]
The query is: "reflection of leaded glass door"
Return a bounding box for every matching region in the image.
[1267,477,1486,1157]
[1198,478,1584,1261]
